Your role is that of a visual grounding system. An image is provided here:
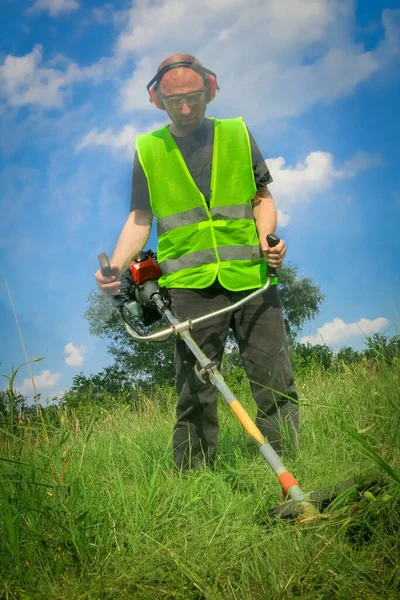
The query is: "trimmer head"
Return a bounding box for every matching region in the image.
[267,474,379,521]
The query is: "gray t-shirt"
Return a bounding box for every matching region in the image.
[130,117,272,212]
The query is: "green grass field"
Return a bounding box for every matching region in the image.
[1,359,399,599]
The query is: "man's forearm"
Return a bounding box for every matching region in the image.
[110,209,152,273]
[251,187,277,244]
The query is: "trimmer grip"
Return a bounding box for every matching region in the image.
[97,253,122,305]
[266,234,280,278]
[97,253,113,277]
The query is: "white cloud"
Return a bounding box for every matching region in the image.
[0,45,104,108]
[114,2,400,121]
[116,0,333,59]
[119,56,158,112]
[277,210,290,228]
[267,150,381,225]
[3,2,399,121]
[76,121,167,157]
[301,317,390,346]
[18,370,62,395]
[28,0,79,17]
[64,342,85,366]
[268,152,338,202]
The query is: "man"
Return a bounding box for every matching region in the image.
[95,54,299,469]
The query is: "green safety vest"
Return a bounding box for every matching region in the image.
[136,117,277,290]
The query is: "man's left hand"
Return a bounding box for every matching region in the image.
[261,238,287,269]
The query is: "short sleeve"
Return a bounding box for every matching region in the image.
[130,151,152,213]
[247,129,273,193]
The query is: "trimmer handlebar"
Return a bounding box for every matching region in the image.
[98,234,280,342]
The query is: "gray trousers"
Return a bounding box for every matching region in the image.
[168,283,299,469]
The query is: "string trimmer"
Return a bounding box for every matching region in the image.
[98,235,373,522]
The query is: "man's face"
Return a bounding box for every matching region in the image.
[159,68,207,134]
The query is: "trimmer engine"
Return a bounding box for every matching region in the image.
[129,250,162,285]
[97,249,165,331]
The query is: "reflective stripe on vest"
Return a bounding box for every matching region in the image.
[158,206,208,236]
[157,204,254,236]
[210,205,254,221]
[158,244,263,274]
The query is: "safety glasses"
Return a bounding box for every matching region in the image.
[162,89,205,111]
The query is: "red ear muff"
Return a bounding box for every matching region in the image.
[149,85,165,110]
[207,74,217,102]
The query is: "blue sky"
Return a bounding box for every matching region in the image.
[1,0,399,401]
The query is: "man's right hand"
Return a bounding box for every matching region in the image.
[95,264,121,297]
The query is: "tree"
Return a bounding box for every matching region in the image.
[277,263,326,341]
[0,390,27,420]
[84,291,175,387]
[62,364,141,408]
[0,390,34,430]
[290,341,334,372]
[84,263,325,386]
[336,346,362,366]
[363,333,400,365]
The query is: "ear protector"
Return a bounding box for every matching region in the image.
[146,60,220,110]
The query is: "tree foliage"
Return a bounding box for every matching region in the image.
[336,346,362,365]
[290,341,334,372]
[61,365,140,409]
[277,263,326,340]
[84,291,175,387]
[0,390,26,417]
[363,333,400,365]
[288,334,399,374]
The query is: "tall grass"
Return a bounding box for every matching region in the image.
[1,359,399,599]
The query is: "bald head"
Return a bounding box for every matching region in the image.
[157,53,203,73]
[157,53,205,96]
[156,53,207,136]
[159,68,204,97]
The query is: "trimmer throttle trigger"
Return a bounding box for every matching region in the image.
[266,234,280,278]
[97,253,113,277]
